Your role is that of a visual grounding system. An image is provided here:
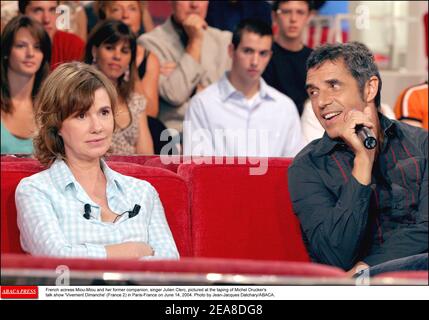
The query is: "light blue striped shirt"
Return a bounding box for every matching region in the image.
[15,159,179,260]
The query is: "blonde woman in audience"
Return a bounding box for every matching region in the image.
[85,20,153,155]
[1,16,51,154]
[16,62,179,259]
[98,1,154,35]
[98,1,159,118]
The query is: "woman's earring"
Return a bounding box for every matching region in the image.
[92,57,96,65]
[124,67,130,82]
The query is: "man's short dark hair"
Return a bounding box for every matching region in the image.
[307,42,382,108]
[232,18,273,49]
[272,1,313,12]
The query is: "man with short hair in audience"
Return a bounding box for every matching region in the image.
[19,1,85,70]
[183,19,304,157]
[263,0,315,116]
[138,0,232,134]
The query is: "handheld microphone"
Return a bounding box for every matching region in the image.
[356,125,377,150]
[83,204,91,220]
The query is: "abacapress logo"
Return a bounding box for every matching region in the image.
[1,286,38,299]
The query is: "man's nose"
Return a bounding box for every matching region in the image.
[251,53,259,66]
[42,12,51,24]
[318,91,334,109]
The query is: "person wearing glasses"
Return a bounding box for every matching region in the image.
[15,62,179,260]
[263,1,315,116]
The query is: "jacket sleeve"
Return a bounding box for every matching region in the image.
[288,159,373,270]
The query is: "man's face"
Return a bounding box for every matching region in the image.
[172,0,209,25]
[230,31,273,84]
[306,59,376,139]
[274,1,312,41]
[24,1,58,38]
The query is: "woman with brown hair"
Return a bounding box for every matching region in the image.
[85,19,154,155]
[1,15,50,154]
[16,62,179,259]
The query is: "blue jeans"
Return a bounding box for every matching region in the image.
[363,253,428,277]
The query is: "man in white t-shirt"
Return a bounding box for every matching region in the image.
[184,19,304,157]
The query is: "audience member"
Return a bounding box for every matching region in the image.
[394,82,428,130]
[206,0,272,32]
[1,16,51,154]
[85,20,153,155]
[98,1,159,118]
[184,19,303,157]
[16,62,179,259]
[263,0,314,116]
[19,1,85,70]
[98,1,154,36]
[98,0,171,154]
[289,42,428,277]
[138,0,232,134]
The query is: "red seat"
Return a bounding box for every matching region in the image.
[0,160,192,257]
[177,157,310,262]
[0,155,37,162]
[1,253,344,279]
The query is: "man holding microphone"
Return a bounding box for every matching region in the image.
[288,42,428,277]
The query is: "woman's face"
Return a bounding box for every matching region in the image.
[93,39,132,82]
[106,1,141,34]
[59,88,114,163]
[8,27,44,77]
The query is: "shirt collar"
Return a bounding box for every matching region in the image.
[313,113,398,156]
[218,72,276,103]
[49,158,124,193]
